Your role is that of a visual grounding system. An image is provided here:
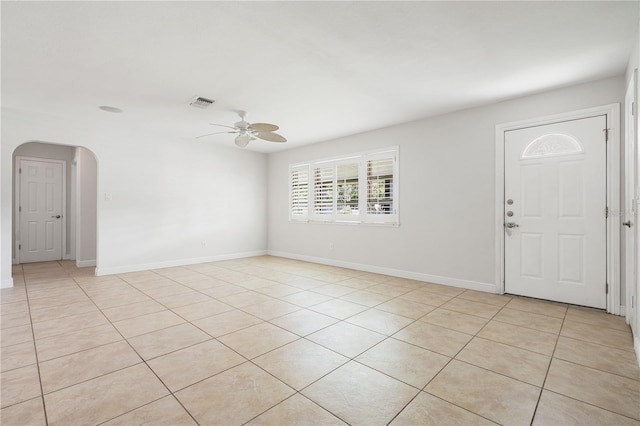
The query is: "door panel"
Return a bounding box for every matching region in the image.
[559,162,584,217]
[19,159,63,263]
[504,116,607,308]
[558,234,584,283]
[521,165,542,217]
[520,233,543,278]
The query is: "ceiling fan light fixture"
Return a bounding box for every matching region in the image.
[235,134,252,148]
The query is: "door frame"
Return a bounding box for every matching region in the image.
[14,156,67,264]
[495,104,621,314]
[625,72,637,323]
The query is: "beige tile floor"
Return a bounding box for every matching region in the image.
[1,256,639,425]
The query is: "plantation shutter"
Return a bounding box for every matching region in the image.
[290,165,309,220]
[313,165,334,219]
[289,147,398,225]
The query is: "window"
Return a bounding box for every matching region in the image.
[521,133,583,159]
[337,162,359,217]
[289,147,398,225]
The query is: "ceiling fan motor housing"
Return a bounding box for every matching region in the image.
[235,120,250,130]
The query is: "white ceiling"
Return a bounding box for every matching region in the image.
[2,1,638,153]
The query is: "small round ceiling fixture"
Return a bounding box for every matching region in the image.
[98,105,123,113]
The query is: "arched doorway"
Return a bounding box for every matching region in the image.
[12,142,98,270]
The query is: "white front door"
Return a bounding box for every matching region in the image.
[18,159,64,263]
[504,115,607,308]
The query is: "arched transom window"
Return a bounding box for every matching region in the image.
[521,133,584,159]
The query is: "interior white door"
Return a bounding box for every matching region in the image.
[19,159,64,263]
[504,115,607,308]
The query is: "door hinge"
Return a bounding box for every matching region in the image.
[18,206,21,213]
[19,168,22,174]
[18,244,21,250]
[633,102,636,117]
[606,282,609,294]
[605,206,609,218]
[604,128,609,142]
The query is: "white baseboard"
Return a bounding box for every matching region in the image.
[95,250,268,277]
[76,260,96,268]
[12,258,18,265]
[635,335,640,368]
[1,277,15,288]
[620,305,626,316]
[267,250,497,293]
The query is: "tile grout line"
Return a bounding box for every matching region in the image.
[397,292,517,426]
[72,269,204,426]
[3,268,482,422]
[23,262,51,426]
[116,264,355,424]
[385,290,512,424]
[192,279,503,425]
[221,275,421,424]
[540,388,640,423]
[528,303,568,426]
[160,263,370,424]
[283,290,465,424]
[9,258,638,425]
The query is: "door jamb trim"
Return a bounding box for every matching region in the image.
[494,104,621,314]
[14,156,67,264]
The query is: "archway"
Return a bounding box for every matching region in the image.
[12,142,98,271]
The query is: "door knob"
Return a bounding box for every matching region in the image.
[51,215,61,219]
[623,221,633,228]
[505,222,519,229]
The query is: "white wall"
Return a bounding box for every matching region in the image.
[0,108,268,286]
[76,147,97,266]
[268,76,626,293]
[0,77,626,294]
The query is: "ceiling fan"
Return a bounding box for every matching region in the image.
[197,110,286,148]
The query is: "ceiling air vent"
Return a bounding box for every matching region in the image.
[188,96,215,109]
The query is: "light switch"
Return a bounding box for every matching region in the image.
[105,192,112,201]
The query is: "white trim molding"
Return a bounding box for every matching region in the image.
[268,250,497,293]
[495,104,621,314]
[95,250,268,276]
[1,278,15,289]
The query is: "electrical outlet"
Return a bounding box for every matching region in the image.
[201,241,207,248]
[329,242,334,250]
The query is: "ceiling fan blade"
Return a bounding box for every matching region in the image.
[249,122,279,132]
[196,131,236,139]
[209,123,238,130]
[255,132,287,143]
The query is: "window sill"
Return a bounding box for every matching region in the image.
[288,219,399,227]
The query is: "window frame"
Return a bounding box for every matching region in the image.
[288,147,399,225]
